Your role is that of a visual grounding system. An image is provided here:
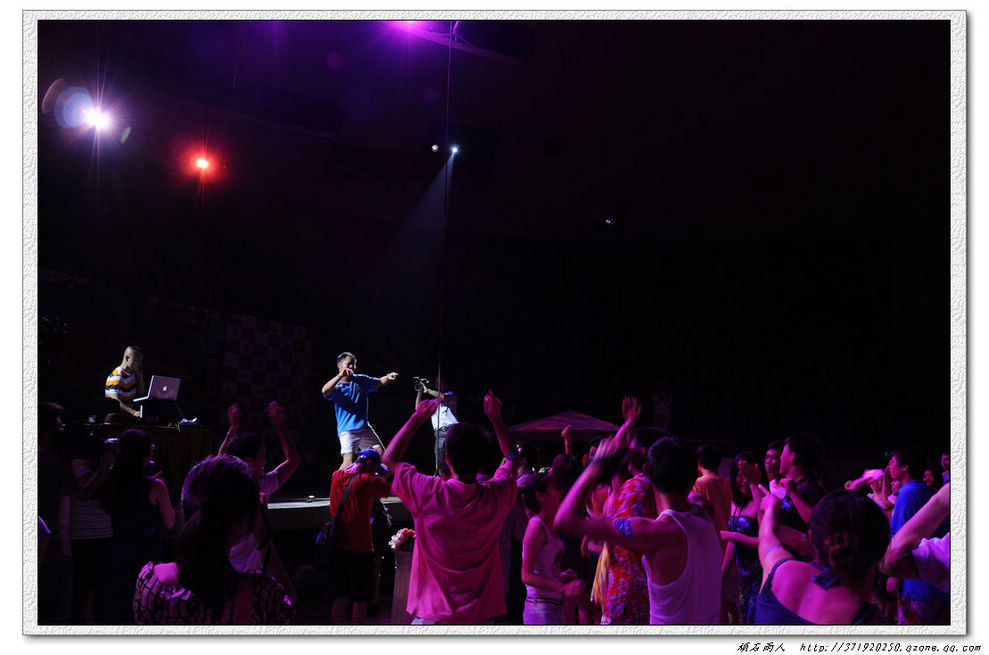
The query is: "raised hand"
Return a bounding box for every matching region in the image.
[414,398,441,421]
[385,372,399,382]
[621,395,641,423]
[483,389,503,422]
[739,460,761,486]
[593,433,623,461]
[562,425,572,442]
[266,401,286,427]
[758,485,780,516]
[227,404,241,432]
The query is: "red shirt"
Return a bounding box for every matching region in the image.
[329,470,391,552]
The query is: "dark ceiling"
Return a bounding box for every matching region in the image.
[35,19,951,454]
[37,19,948,242]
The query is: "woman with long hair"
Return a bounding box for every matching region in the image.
[133,455,293,624]
[720,451,765,624]
[753,489,890,624]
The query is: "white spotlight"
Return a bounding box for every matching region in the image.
[450,144,459,155]
[84,109,110,130]
[431,144,439,152]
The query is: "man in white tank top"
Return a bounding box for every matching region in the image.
[555,414,722,625]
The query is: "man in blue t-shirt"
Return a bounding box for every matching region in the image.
[322,351,399,470]
[888,445,950,624]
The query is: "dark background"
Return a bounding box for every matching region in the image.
[35,19,950,490]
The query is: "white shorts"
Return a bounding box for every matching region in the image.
[338,426,383,455]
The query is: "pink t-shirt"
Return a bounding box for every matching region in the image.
[391,461,518,624]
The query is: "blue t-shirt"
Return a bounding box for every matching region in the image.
[324,374,380,433]
[890,480,950,603]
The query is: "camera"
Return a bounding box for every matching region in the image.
[412,377,431,393]
[53,420,120,461]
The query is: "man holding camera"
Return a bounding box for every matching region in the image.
[415,377,459,476]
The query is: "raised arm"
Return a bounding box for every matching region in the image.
[615,396,641,449]
[378,372,399,387]
[382,399,440,471]
[321,370,349,396]
[554,435,659,553]
[561,425,573,456]
[217,404,240,455]
[880,483,950,579]
[266,402,301,486]
[482,389,514,459]
[756,486,790,586]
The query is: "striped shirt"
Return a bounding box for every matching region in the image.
[69,461,113,540]
[105,366,137,403]
[133,562,293,624]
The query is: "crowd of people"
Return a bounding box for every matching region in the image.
[36,348,952,626]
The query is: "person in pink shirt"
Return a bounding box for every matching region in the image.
[382,389,522,625]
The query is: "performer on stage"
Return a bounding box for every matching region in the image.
[105,346,146,418]
[415,377,458,475]
[321,351,398,470]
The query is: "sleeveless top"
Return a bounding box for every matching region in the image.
[643,505,722,624]
[727,510,760,580]
[524,516,564,604]
[752,558,877,625]
[109,476,160,541]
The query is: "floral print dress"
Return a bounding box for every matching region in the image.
[600,473,656,624]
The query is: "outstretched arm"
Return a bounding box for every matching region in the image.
[382,399,440,471]
[266,402,301,486]
[378,372,399,387]
[881,483,950,579]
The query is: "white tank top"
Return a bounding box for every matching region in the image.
[643,505,722,624]
[524,516,564,603]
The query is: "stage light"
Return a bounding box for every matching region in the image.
[604,218,613,226]
[450,144,459,155]
[431,144,439,152]
[393,21,423,31]
[83,108,110,130]
[196,158,209,170]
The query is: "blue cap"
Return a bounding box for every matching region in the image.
[356,449,388,474]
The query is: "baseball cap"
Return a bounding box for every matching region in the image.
[356,449,389,474]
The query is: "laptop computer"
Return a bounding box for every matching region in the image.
[133,375,181,404]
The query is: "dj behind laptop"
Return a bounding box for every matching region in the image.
[132,376,190,424]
